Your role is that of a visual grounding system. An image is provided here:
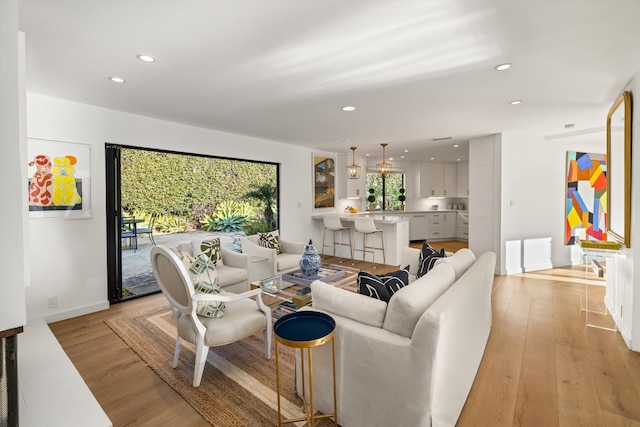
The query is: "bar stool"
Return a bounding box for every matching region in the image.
[322,215,353,262]
[353,217,385,266]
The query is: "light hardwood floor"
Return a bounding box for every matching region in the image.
[49,242,640,426]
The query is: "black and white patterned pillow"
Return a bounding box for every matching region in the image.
[258,232,284,255]
[417,245,446,278]
[357,266,410,302]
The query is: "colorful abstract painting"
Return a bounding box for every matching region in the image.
[27,138,92,218]
[565,151,607,245]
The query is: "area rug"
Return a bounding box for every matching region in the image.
[105,287,354,425]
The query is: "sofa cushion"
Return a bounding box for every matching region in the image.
[311,280,387,328]
[434,248,476,280]
[356,266,410,302]
[180,253,225,318]
[258,232,284,254]
[276,253,300,272]
[383,263,455,338]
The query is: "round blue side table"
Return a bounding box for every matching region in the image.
[273,310,337,427]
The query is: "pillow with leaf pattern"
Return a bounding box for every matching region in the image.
[180,252,225,318]
[258,232,284,255]
[193,238,223,266]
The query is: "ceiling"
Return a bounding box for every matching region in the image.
[18,0,640,163]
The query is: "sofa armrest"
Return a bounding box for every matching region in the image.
[280,238,305,255]
[240,237,276,260]
[220,246,249,269]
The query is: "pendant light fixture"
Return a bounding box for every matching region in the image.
[376,143,392,177]
[347,146,361,179]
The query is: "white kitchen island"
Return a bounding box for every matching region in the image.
[312,214,409,265]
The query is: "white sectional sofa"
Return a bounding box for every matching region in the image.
[296,247,496,427]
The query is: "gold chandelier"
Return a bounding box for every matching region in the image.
[347,146,361,179]
[376,143,392,177]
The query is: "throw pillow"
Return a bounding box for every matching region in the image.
[417,246,446,279]
[198,238,222,266]
[357,266,410,302]
[180,252,225,318]
[258,232,284,255]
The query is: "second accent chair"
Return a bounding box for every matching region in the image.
[240,230,304,282]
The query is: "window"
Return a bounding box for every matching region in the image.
[366,172,405,211]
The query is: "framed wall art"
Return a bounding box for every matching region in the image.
[313,153,335,209]
[27,138,92,218]
[606,90,632,247]
[565,151,607,245]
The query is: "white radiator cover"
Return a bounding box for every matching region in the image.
[523,237,553,272]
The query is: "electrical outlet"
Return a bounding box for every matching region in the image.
[47,296,58,309]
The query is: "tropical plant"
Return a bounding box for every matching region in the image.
[243,219,273,235]
[200,200,253,232]
[154,214,190,233]
[244,183,277,229]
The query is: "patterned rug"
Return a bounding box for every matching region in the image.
[105,269,358,426]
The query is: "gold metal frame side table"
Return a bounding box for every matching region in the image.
[273,311,337,427]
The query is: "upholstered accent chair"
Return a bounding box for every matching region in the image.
[150,245,272,387]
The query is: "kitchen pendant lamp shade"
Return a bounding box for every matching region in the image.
[376,143,392,177]
[347,146,361,179]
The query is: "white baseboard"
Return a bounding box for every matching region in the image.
[42,301,110,324]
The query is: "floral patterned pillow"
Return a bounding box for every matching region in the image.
[258,232,283,255]
[180,253,225,318]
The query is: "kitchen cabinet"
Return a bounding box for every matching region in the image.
[457,212,469,241]
[457,163,469,197]
[427,212,456,240]
[420,163,457,197]
[410,214,428,241]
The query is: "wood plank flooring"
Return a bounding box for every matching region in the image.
[49,242,640,426]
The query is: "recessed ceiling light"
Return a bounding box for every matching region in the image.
[108,76,125,83]
[401,155,405,159]
[404,149,409,153]
[430,157,435,160]
[453,144,459,148]
[510,100,523,105]
[494,63,511,71]
[137,54,156,63]
[389,157,394,161]
[365,153,370,157]
[457,158,461,161]
[342,106,356,111]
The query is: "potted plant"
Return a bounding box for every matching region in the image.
[367,188,376,212]
[398,188,406,211]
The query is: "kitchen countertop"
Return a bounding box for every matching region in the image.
[311,214,410,223]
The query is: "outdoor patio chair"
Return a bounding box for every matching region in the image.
[136,214,156,246]
[149,245,272,387]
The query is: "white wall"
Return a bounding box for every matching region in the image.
[499,132,606,271]
[26,93,319,322]
[0,0,28,331]
[469,134,501,269]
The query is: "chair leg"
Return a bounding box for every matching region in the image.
[149,233,156,246]
[264,322,272,360]
[173,336,182,368]
[193,343,209,387]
